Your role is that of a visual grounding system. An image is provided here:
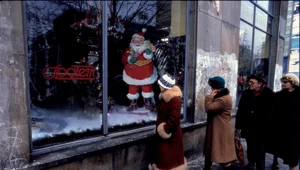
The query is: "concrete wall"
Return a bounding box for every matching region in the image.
[42,125,208,170]
[0,1,30,169]
[194,1,241,122]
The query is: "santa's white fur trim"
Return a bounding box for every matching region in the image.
[127,93,139,100]
[123,68,158,85]
[127,56,132,63]
[149,158,187,170]
[142,28,147,33]
[143,52,153,59]
[132,34,145,40]
[157,123,172,139]
[142,91,154,98]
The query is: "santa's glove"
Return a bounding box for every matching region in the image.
[145,48,152,55]
[129,57,137,64]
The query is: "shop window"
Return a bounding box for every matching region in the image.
[26,1,103,149]
[237,21,253,103]
[256,1,270,13]
[252,29,270,78]
[25,0,187,148]
[255,8,272,33]
[240,1,254,24]
[106,0,186,132]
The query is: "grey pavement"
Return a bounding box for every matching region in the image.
[187,138,292,170]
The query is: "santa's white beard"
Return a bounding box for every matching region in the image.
[130,43,146,54]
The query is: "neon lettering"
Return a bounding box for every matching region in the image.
[42,65,96,81]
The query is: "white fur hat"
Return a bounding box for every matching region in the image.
[158,74,175,89]
[281,73,299,86]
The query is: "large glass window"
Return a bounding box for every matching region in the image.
[26,1,103,149]
[25,1,187,149]
[241,1,254,24]
[106,1,186,132]
[255,8,272,33]
[238,0,273,104]
[253,29,270,76]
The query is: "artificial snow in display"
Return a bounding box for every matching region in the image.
[31,105,159,141]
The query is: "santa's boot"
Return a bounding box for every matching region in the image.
[126,99,138,111]
[144,98,156,111]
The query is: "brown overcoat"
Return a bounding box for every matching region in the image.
[149,86,187,170]
[203,88,237,163]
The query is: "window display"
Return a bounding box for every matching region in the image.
[25,1,187,148]
[26,1,104,148]
[106,1,186,132]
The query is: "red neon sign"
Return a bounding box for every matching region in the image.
[42,65,95,81]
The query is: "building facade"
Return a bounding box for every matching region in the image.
[0,1,289,169]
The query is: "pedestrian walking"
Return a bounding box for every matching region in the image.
[235,74,275,170]
[148,74,187,170]
[202,76,241,170]
[272,74,300,170]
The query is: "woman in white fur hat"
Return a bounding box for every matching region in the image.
[148,73,187,170]
[272,74,299,170]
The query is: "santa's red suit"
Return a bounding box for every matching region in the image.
[122,47,157,100]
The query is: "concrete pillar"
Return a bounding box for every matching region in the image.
[0,1,30,169]
[194,1,241,122]
[269,1,288,90]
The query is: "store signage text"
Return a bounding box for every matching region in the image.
[42,65,95,81]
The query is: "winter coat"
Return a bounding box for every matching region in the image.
[150,86,187,170]
[122,47,157,85]
[272,87,300,166]
[203,88,237,163]
[235,86,274,142]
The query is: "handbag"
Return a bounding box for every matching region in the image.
[234,131,245,165]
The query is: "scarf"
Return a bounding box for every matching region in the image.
[253,84,266,97]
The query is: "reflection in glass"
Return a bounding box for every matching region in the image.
[241,1,254,24]
[237,21,253,103]
[106,1,186,132]
[257,1,269,12]
[26,1,103,149]
[255,8,272,33]
[253,29,270,78]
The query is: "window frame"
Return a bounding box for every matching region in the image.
[240,0,274,86]
[23,0,192,156]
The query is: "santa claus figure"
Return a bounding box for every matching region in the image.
[122,28,157,111]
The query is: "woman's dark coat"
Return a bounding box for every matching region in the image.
[235,86,275,142]
[149,86,187,170]
[272,87,300,166]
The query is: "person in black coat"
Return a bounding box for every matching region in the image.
[235,74,275,170]
[273,74,299,170]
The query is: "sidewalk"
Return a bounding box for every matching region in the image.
[187,138,290,170]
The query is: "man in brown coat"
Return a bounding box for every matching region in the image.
[203,76,240,170]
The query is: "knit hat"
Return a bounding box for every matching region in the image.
[208,76,225,89]
[132,28,146,40]
[248,74,267,84]
[281,73,299,86]
[158,74,175,89]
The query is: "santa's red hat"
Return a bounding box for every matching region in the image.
[132,28,146,40]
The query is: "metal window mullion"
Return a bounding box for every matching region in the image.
[240,18,254,27]
[102,1,108,135]
[254,25,272,36]
[183,0,190,121]
[250,6,256,74]
[250,0,274,18]
[22,1,34,158]
[267,8,275,86]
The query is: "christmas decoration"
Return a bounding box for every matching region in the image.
[122,28,158,112]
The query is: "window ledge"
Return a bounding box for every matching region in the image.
[24,122,204,169]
